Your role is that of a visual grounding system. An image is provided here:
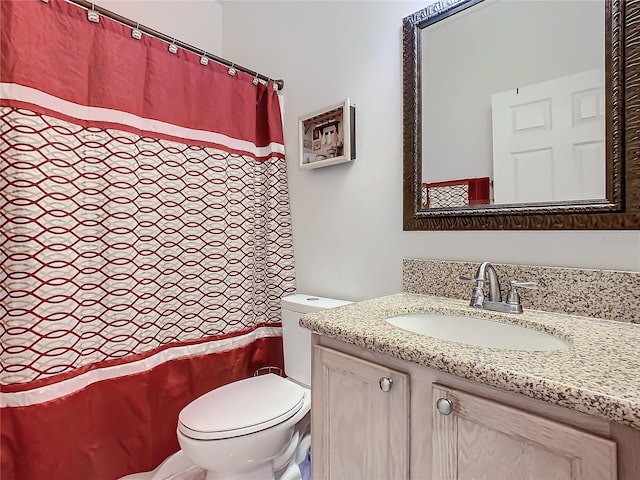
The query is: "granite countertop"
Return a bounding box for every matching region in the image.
[300,293,640,430]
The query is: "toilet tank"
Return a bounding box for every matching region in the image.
[281,294,351,387]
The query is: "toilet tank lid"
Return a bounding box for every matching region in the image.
[281,294,352,313]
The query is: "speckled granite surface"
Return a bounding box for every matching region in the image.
[300,293,640,430]
[403,259,640,323]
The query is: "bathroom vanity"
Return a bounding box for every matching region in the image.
[301,287,640,479]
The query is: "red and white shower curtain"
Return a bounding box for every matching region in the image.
[0,1,295,478]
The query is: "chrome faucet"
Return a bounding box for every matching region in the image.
[469,262,501,308]
[458,261,539,314]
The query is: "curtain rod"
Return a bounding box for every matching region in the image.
[63,0,285,91]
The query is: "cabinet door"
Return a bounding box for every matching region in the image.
[432,384,617,480]
[312,346,409,480]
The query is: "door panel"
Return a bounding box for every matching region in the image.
[492,69,605,204]
[312,346,409,480]
[432,384,617,480]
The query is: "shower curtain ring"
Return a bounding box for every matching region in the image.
[132,23,142,40]
[87,3,99,23]
[228,63,237,77]
[168,39,178,54]
[252,73,260,86]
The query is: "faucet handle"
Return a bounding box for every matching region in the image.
[506,280,539,309]
[456,275,476,284]
[508,280,539,290]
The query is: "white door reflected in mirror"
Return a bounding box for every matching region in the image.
[491,69,605,204]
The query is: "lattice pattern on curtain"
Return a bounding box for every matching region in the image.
[428,184,470,208]
[0,107,295,385]
[421,177,492,209]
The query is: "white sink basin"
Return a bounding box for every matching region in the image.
[386,313,570,351]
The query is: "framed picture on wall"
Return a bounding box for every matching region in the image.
[298,98,356,170]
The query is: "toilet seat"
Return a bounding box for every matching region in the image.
[178,374,307,441]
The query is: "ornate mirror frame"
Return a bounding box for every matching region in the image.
[403,0,640,230]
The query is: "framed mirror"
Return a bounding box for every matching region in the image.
[403,0,640,230]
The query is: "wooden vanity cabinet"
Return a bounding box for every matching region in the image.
[311,336,639,480]
[432,384,616,480]
[311,345,410,479]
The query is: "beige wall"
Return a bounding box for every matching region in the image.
[220,1,639,302]
[95,0,222,54]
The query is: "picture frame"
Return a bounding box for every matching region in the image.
[299,98,356,170]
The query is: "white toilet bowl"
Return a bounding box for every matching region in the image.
[174,295,350,480]
[177,374,311,480]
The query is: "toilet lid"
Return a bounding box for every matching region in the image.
[178,374,307,440]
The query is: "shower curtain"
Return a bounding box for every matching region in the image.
[0,1,295,479]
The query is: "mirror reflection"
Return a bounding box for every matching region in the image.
[421,0,605,209]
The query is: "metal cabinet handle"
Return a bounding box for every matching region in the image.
[436,398,453,415]
[379,377,393,392]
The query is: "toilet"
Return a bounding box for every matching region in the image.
[176,294,351,480]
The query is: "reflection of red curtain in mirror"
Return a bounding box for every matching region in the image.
[422,177,491,208]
